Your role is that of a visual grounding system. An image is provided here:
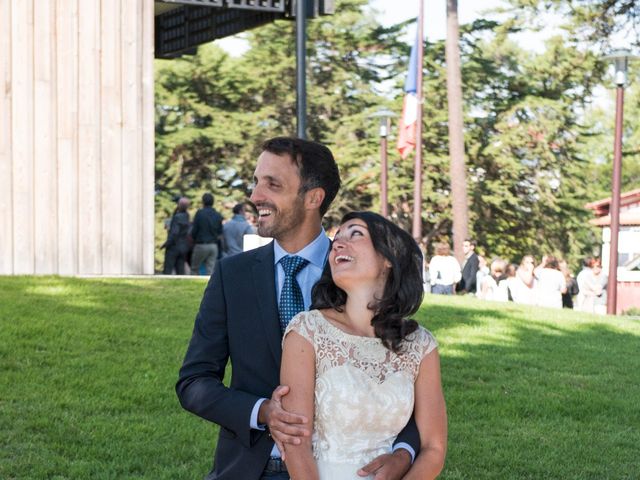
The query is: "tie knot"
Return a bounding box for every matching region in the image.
[280,255,309,277]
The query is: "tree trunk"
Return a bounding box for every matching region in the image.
[445,0,470,263]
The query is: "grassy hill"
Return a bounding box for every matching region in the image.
[1,276,638,479]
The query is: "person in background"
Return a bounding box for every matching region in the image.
[475,255,489,299]
[456,239,480,295]
[162,197,191,275]
[222,203,256,257]
[190,193,224,275]
[559,259,579,309]
[534,254,549,278]
[479,258,508,301]
[535,256,567,309]
[575,257,600,313]
[511,255,536,305]
[428,243,461,295]
[592,259,608,315]
[502,263,519,302]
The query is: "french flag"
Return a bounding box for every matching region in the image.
[397,32,420,159]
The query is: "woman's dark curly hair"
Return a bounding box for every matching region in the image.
[311,211,424,353]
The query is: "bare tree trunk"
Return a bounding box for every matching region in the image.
[445,0,469,263]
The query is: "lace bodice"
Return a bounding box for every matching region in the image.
[284,310,437,478]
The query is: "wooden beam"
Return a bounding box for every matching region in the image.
[11,0,35,274]
[56,0,79,275]
[34,0,59,274]
[78,0,103,274]
[0,0,13,274]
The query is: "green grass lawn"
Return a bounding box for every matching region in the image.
[1,276,638,479]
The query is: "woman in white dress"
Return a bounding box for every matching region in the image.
[535,256,567,309]
[280,212,447,480]
[511,255,536,304]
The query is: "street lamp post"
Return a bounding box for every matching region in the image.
[370,109,396,218]
[603,49,636,315]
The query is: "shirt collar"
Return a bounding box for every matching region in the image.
[273,229,330,269]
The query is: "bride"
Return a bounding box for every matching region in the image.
[281,212,447,479]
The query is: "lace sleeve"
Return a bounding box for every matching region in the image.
[283,311,318,349]
[419,327,438,359]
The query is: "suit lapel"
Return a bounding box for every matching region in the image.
[251,243,283,367]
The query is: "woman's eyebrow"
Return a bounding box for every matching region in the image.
[346,224,368,231]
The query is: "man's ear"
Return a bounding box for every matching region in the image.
[305,187,326,210]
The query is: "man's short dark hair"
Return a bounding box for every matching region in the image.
[202,193,214,207]
[232,203,244,215]
[261,136,341,216]
[464,238,477,248]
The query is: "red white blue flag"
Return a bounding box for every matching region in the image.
[397,32,420,159]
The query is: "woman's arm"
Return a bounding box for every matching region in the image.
[280,331,319,480]
[403,349,448,480]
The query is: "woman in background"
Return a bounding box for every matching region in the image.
[535,256,567,309]
[511,255,536,305]
[428,242,461,295]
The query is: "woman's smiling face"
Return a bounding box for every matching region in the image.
[330,219,390,291]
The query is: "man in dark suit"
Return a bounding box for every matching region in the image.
[457,238,480,294]
[176,137,419,479]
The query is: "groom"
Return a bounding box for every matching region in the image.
[176,137,419,479]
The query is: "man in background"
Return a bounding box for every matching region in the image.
[457,238,480,294]
[190,193,224,275]
[222,203,256,257]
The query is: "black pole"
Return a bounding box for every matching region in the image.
[296,0,307,139]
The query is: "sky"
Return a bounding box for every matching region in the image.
[368,0,507,41]
[217,0,509,54]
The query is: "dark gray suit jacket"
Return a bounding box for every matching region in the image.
[176,242,419,479]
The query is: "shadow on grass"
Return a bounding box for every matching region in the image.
[2,279,639,479]
[420,298,640,480]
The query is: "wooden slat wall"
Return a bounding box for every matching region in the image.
[11,0,35,274]
[78,0,102,274]
[0,0,155,275]
[141,0,155,274]
[56,0,79,275]
[34,0,58,274]
[0,0,13,273]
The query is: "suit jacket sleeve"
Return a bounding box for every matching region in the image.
[176,261,263,449]
[394,415,420,455]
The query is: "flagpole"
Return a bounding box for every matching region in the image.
[411,0,424,242]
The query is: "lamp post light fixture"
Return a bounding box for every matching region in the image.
[370,109,397,218]
[603,49,637,315]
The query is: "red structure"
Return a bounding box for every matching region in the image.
[585,189,640,315]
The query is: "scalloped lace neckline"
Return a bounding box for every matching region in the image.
[310,309,381,343]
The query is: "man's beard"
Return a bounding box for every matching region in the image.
[257,198,306,241]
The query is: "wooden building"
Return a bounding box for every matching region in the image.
[1,0,155,275]
[0,0,330,275]
[585,189,640,314]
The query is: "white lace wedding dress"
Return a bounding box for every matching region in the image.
[284,309,437,480]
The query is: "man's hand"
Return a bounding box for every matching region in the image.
[357,449,412,480]
[258,385,310,460]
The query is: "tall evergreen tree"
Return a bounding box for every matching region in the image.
[445,0,470,262]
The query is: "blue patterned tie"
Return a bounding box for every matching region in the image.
[279,255,309,333]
